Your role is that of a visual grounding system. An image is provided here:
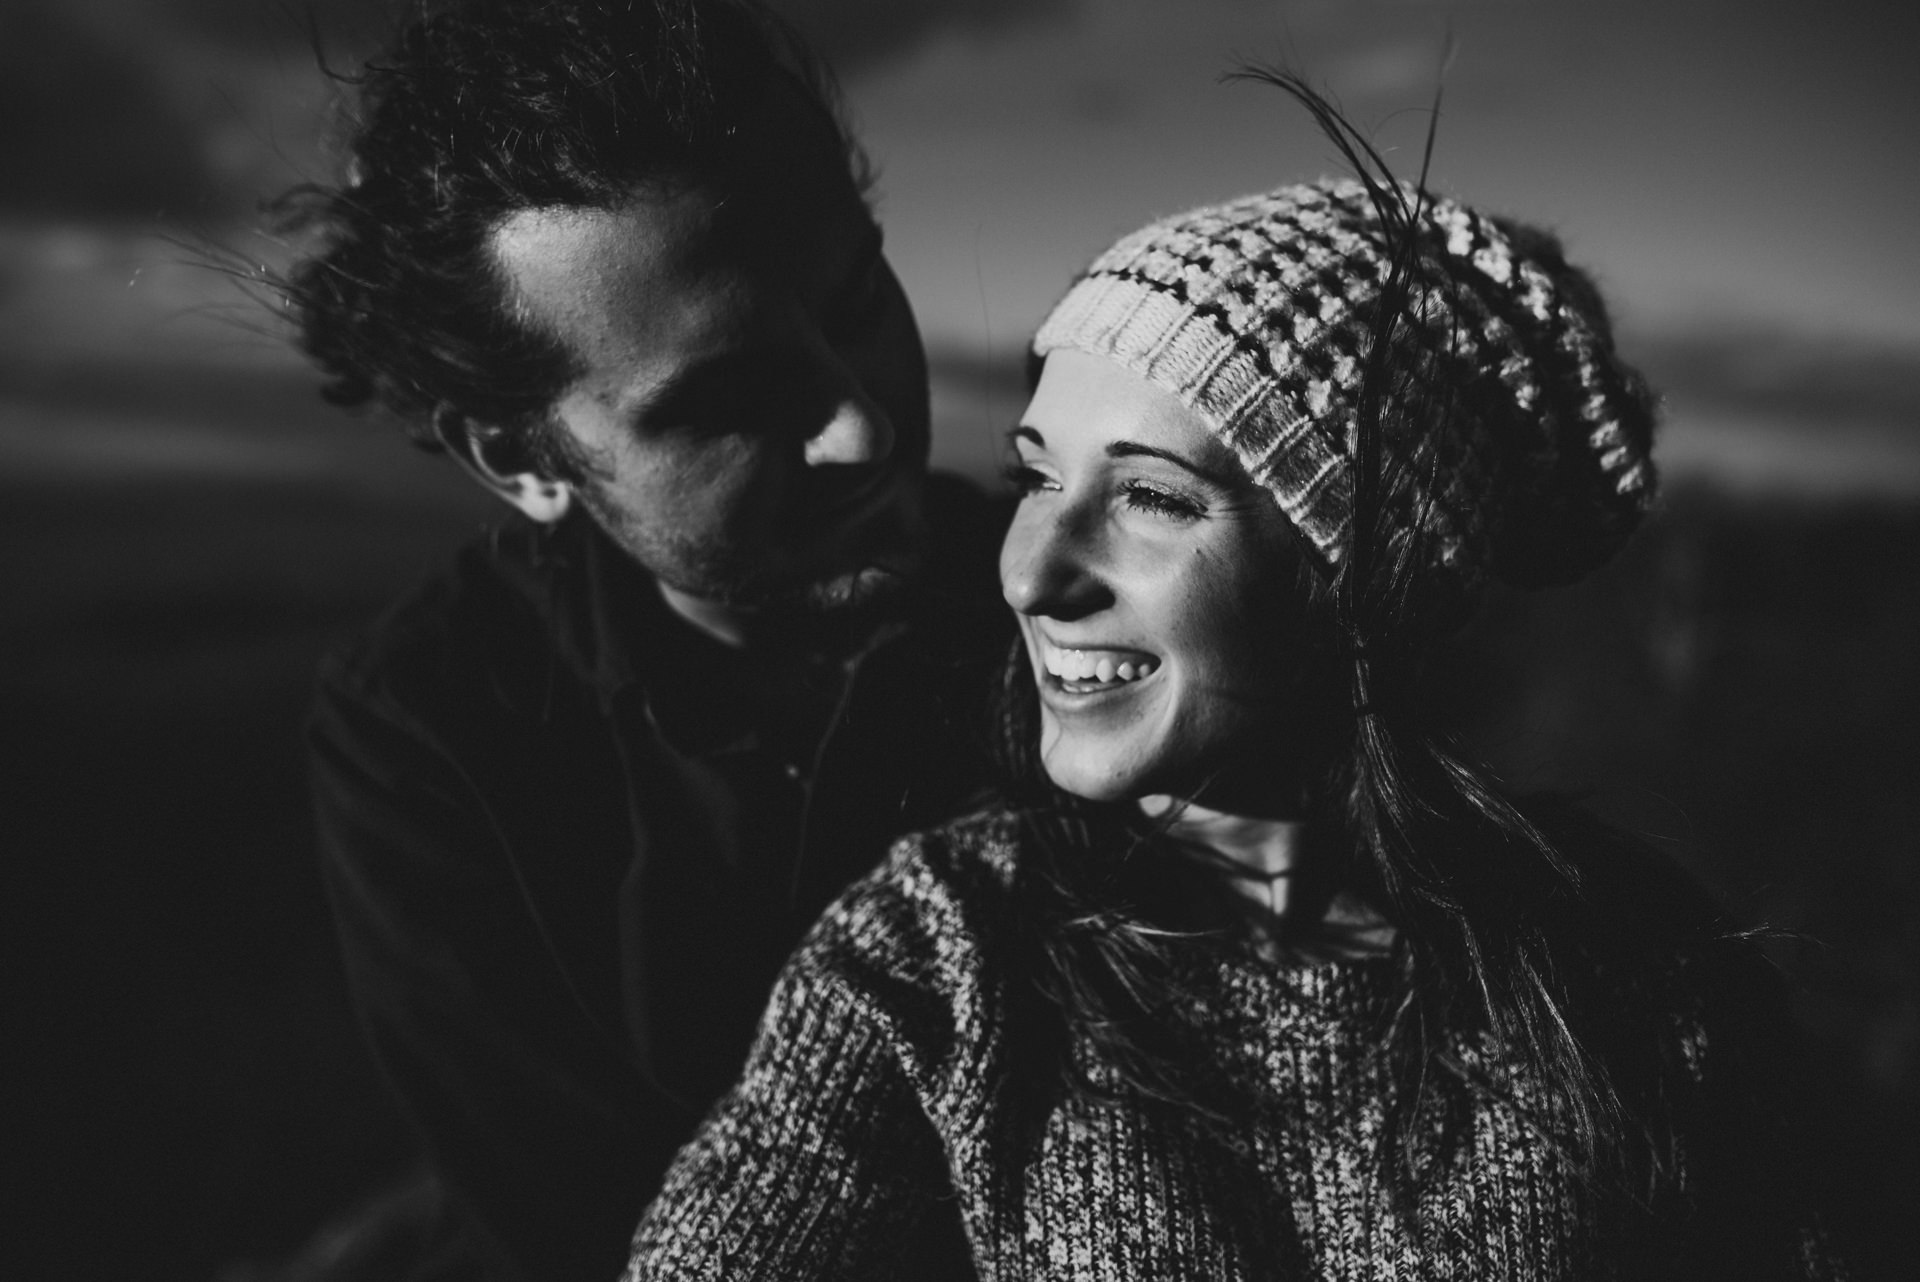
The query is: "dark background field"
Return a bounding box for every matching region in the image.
[7,329,1917,1282]
[4,1,1917,1278]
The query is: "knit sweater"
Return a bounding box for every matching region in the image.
[626,810,1845,1281]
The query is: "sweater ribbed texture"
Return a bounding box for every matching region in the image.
[628,811,1846,1281]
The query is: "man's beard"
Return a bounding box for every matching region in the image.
[583,490,928,644]
[673,555,926,657]
[701,556,915,617]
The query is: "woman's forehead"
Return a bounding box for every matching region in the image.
[1024,349,1232,466]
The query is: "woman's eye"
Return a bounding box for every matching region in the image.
[1002,462,1055,496]
[1121,481,1204,521]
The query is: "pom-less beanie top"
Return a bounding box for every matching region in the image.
[1033,178,1658,616]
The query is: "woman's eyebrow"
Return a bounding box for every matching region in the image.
[1107,440,1235,488]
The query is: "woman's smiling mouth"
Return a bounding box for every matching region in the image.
[1036,638,1161,694]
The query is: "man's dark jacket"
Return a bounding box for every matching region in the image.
[310,476,1006,1280]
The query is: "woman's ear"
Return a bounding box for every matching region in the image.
[434,407,572,524]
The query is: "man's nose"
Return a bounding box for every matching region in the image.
[1000,502,1108,621]
[803,388,895,467]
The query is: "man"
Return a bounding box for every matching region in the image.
[280,2,1004,1276]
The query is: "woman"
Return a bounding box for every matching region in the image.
[626,90,1846,1281]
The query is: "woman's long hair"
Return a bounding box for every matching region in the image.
[995,72,1717,1218]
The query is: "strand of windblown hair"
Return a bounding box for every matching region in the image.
[1229,68,1641,1203]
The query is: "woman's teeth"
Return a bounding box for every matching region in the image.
[1041,644,1158,687]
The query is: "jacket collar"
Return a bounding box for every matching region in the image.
[490,512,761,757]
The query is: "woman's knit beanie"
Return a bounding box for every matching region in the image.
[1033,178,1659,621]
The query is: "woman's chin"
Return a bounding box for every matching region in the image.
[1039,755,1157,805]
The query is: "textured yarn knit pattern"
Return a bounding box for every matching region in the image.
[1032,179,1659,608]
[627,811,1845,1281]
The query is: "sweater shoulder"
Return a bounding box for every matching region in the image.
[804,808,1022,975]
[783,810,1022,1093]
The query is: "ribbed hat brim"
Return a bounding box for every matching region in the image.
[1033,271,1353,563]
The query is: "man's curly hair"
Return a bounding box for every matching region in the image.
[273,0,862,475]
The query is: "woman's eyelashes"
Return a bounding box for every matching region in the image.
[1002,460,1054,495]
[1119,480,1205,521]
[1004,457,1208,522]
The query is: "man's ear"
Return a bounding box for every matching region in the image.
[434,408,572,525]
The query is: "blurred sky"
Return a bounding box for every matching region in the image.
[2,0,1917,491]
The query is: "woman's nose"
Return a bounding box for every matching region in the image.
[1000,502,1108,620]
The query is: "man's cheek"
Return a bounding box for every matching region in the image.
[643,440,769,511]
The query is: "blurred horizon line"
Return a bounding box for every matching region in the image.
[4,337,1919,502]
